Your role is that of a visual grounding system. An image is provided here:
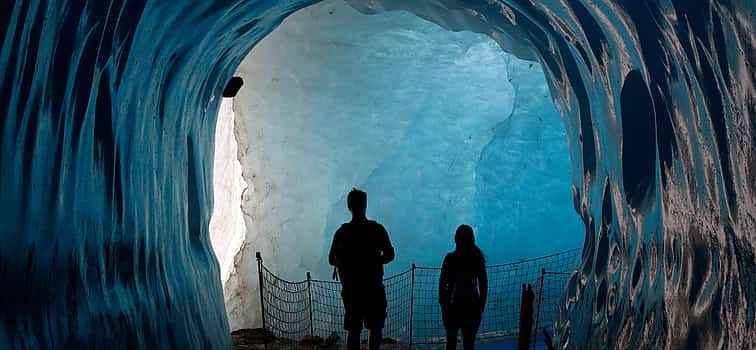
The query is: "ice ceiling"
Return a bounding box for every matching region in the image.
[1,0,754,348]
[211,0,583,330]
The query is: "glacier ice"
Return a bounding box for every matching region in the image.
[209,98,246,288]
[1,0,754,349]
[217,0,583,330]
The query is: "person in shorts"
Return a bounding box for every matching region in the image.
[329,188,395,350]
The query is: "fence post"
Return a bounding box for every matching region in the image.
[532,268,546,350]
[408,264,416,349]
[256,252,267,336]
[307,272,314,339]
[518,284,535,350]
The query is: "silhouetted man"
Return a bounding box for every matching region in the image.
[329,188,395,350]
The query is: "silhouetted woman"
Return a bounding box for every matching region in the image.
[439,225,488,350]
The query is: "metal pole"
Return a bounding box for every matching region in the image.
[408,264,416,349]
[307,272,314,340]
[532,268,545,350]
[256,252,268,347]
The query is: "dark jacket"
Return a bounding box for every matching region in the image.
[329,219,394,289]
[439,251,488,308]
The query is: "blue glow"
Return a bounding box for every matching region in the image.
[230,1,581,281]
[1,0,753,348]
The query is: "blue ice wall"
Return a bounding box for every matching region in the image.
[230,1,581,285]
[1,0,754,349]
[473,57,584,262]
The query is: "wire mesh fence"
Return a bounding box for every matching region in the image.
[309,270,413,347]
[256,249,580,348]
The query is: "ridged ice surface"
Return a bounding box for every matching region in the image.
[1,0,754,349]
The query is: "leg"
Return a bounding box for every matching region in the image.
[443,305,460,350]
[343,289,364,350]
[460,310,482,350]
[368,327,382,350]
[364,285,387,350]
[445,327,458,350]
[461,325,476,350]
[347,329,361,350]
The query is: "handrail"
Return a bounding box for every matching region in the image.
[261,248,581,282]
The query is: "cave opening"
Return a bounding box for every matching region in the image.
[210,0,583,331]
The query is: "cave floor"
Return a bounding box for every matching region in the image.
[230,328,551,349]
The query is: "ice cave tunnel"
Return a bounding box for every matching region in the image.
[1,0,754,349]
[210,0,584,331]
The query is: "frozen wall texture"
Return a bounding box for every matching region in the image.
[1,0,754,349]
[221,0,582,330]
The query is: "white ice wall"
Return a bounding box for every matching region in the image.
[209,99,247,289]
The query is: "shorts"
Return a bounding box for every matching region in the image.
[342,285,387,331]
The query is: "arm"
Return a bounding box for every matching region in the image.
[328,228,341,266]
[439,256,450,305]
[378,224,395,264]
[478,261,488,310]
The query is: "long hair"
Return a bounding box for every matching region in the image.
[454,224,485,265]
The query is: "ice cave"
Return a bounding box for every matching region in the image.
[1,0,754,349]
[211,0,584,332]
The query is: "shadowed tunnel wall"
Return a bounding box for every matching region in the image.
[0,0,754,349]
